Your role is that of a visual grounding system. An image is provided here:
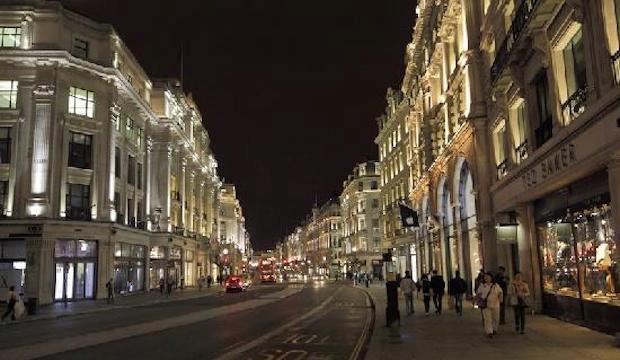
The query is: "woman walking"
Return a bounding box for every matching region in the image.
[475,272,503,338]
[509,272,530,334]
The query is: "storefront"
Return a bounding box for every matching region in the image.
[149,245,166,290]
[0,239,26,299]
[535,171,620,330]
[54,239,97,302]
[113,242,146,294]
[184,249,194,287]
[168,246,182,286]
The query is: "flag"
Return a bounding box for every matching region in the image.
[399,203,419,228]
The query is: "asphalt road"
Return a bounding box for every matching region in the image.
[0,282,373,360]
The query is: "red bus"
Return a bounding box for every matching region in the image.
[259,260,276,283]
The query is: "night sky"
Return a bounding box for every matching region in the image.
[58,0,416,250]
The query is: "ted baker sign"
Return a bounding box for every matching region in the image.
[522,143,577,188]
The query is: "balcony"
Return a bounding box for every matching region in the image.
[515,140,529,164]
[490,0,540,84]
[560,86,587,125]
[534,116,553,148]
[496,159,508,180]
[612,49,620,85]
[65,207,91,221]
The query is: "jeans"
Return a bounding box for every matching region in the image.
[432,293,443,314]
[423,294,431,313]
[454,294,463,315]
[514,305,526,332]
[499,295,506,324]
[404,293,414,314]
[1,299,16,321]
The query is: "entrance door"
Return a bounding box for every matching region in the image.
[54,262,95,301]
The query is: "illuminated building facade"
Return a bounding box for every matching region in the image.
[0,1,231,305]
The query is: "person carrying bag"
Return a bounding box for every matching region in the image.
[475,272,503,338]
[509,272,530,334]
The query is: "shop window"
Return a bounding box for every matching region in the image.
[539,204,618,304]
[150,246,165,259]
[65,183,91,221]
[0,80,18,109]
[68,87,95,118]
[137,162,143,190]
[0,27,21,48]
[0,180,7,214]
[54,239,97,301]
[0,127,11,163]
[68,132,92,169]
[114,242,146,294]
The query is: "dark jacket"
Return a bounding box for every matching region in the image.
[420,279,431,295]
[430,275,445,295]
[495,273,508,294]
[448,277,467,295]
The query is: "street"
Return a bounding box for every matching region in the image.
[0,283,373,360]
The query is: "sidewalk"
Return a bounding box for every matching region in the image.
[0,285,223,325]
[362,283,619,360]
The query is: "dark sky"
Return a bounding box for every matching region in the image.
[58,0,416,250]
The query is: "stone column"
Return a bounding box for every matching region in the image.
[187,170,195,233]
[104,102,119,222]
[583,0,615,96]
[25,237,55,305]
[145,138,153,230]
[515,202,543,313]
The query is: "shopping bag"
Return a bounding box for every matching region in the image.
[14,300,26,319]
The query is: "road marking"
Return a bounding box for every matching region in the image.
[2,286,303,360]
[213,289,340,360]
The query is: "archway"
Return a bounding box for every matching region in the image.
[455,158,480,294]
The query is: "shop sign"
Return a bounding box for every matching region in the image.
[522,143,577,188]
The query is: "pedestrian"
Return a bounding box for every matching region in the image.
[509,272,530,334]
[159,278,165,295]
[198,276,204,291]
[166,277,174,297]
[1,286,18,323]
[495,266,508,325]
[105,278,114,304]
[430,270,445,315]
[420,274,431,316]
[207,274,213,288]
[475,272,503,338]
[364,273,370,288]
[448,270,467,316]
[400,270,416,315]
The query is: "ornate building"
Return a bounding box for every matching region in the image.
[340,161,382,277]
[0,1,244,305]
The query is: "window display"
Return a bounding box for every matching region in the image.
[114,242,146,294]
[539,203,619,305]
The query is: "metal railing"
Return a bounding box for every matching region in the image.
[496,159,508,179]
[515,140,529,164]
[560,86,587,125]
[490,0,540,84]
[612,49,620,85]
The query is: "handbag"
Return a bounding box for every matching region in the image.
[509,284,519,306]
[476,284,493,309]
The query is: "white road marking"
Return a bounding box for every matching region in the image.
[2,286,303,360]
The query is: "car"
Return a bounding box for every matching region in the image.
[225,275,245,293]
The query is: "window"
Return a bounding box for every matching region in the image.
[0,80,18,109]
[66,183,91,221]
[509,101,528,164]
[357,182,363,192]
[68,87,95,118]
[73,38,89,59]
[493,121,507,179]
[372,219,380,230]
[0,27,21,48]
[371,199,379,209]
[137,162,143,190]
[68,132,92,169]
[127,198,134,226]
[560,29,587,125]
[370,181,378,190]
[0,181,7,213]
[126,117,134,138]
[114,192,121,214]
[0,127,11,164]
[534,73,552,147]
[127,155,135,185]
[115,147,121,178]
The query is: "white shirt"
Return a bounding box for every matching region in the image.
[476,283,503,309]
[400,277,416,294]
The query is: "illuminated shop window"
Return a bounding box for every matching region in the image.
[0,27,21,48]
[68,86,95,118]
[0,80,18,109]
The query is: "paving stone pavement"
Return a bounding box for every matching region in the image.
[0,285,224,325]
[362,283,620,360]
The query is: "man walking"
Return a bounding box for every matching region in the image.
[495,266,508,325]
[448,270,467,315]
[400,270,416,315]
[207,274,213,288]
[105,278,114,304]
[1,286,17,323]
[430,270,445,315]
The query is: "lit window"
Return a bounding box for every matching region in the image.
[493,121,507,179]
[65,183,91,221]
[68,87,95,118]
[0,27,21,48]
[509,101,528,164]
[0,80,18,109]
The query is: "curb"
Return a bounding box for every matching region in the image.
[4,289,223,326]
[350,286,376,360]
